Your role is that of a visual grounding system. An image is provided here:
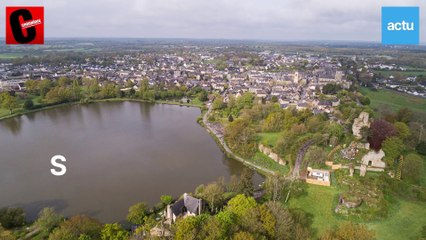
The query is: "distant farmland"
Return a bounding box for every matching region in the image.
[360,87,426,123]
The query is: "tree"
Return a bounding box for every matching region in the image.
[225,119,257,158]
[227,175,240,193]
[126,202,148,225]
[360,96,370,105]
[417,141,426,155]
[264,175,287,202]
[35,208,63,235]
[78,235,92,240]
[0,207,25,229]
[320,222,375,240]
[45,87,73,104]
[394,122,411,140]
[84,78,100,99]
[275,131,296,156]
[101,223,129,240]
[240,204,276,239]
[322,83,341,95]
[174,215,206,240]
[233,231,256,240]
[0,226,16,240]
[197,91,208,102]
[238,168,254,196]
[395,108,413,124]
[201,182,224,213]
[402,153,424,184]
[48,215,102,240]
[304,146,327,168]
[215,210,237,237]
[160,195,173,206]
[235,92,254,112]
[39,79,53,98]
[100,83,119,99]
[23,98,34,110]
[71,79,82,100]
[1,93,18,114]
[382,137,405,167]
[261,112,284,132]
[226,194,257,218]
[25,79,39,95]
[369,119,397,151]
[212,96,225,110]
[57,77,70,87]
[265,202,295,240]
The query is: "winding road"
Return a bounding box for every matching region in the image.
[291,140,314,179]
[203,102,314,179]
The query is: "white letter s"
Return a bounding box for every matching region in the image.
[50,155,67,176]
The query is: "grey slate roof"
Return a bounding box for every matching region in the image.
[170,193,201,216]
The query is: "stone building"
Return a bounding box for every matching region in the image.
[165,193,202,224]
[352,112,370,140]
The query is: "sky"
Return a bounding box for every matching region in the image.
[0,0,425,41]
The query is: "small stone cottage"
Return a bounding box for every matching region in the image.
[165,193,203,224]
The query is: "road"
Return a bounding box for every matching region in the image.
[291,140,314,179]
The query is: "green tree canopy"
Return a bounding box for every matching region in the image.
[126,202,148,225]
[101,223,129,240]
[48,215,102,240]
[0,207,25,229]
[226,194,257,219]
[35,208,63,235]
[320,222,375,240]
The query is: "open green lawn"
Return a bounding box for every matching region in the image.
[287,183,426,239]
[287,184,340,236]
[373,69,426,77]
[360,87,426,123]
[258,132,281,147]
[369,200,426,240]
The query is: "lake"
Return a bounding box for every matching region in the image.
[0,101,260,222]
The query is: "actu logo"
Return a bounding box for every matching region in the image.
[6,6,44,44]
[382,6,419,45]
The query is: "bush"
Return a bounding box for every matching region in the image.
[23,98,34,110]
[0,207,26,229]
[416,141,426,155]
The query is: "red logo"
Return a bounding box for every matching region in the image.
[6,6,44,44]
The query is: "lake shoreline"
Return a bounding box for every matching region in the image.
[0,98,202,122]
[0,98,272,177]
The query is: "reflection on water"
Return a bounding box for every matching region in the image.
[0,117,22,135]
[0,102,260,222]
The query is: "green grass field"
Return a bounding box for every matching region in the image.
[287,184,340,236]
[360,87,426,123]
[373,69,426,77]
[258,132,281,147]
[287,184,426,239]
[369,200,426,240]
[250,151,289,175]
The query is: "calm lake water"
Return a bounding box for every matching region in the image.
[0,101,260,222]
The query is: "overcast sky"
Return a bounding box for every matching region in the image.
[0,0,425,41]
